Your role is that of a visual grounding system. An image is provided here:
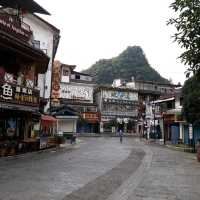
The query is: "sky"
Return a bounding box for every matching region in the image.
[36,0,186,84]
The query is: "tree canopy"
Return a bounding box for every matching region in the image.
[168,0,200,76]
[182,75,200,123]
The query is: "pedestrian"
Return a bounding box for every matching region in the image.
[118,121,124,143]
[119,130,123,143]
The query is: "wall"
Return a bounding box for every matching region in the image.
[23,14,55,110]
[58,119,76,133]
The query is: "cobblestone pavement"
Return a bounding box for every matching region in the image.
[0,138,200,200]
[126,144,200,200]
[0,137,142,200]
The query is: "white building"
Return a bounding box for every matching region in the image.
[23,14,60,112]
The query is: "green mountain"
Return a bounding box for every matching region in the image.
[82,46,169,84]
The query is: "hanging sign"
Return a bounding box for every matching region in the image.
[189,124,193,139]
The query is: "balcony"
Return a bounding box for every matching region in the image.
[0,11,48,55]
[0,12,33,42]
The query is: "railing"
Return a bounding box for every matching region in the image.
[0,12,33,42]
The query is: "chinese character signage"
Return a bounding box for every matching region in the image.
[103,90,138,101]
[0,14,32,42]
[0,82,39,106]
[51,61,61,106]
[60,84,93,102]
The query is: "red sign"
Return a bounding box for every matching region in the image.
[0,14,32,42]
[82,112,100,123]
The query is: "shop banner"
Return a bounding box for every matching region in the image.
[0,82,39,106]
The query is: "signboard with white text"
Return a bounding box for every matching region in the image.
[0,82,39,106]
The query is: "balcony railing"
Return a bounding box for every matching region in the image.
[0,12,33,42]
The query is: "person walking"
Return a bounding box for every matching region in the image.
[118,121,124,143]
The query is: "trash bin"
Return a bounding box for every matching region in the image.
[196,139,200,162]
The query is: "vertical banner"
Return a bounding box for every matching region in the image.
[51,61,61,106]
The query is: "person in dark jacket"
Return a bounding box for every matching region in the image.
[118,121,124,143]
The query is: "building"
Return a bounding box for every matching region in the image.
[126,78,176,102]
[94,86,138,133]
[0,1,50,155]
[51,61,99,134]
[23,13,60,112]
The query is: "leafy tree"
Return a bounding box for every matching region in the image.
[182,75,200,123]
[168,0,200,76]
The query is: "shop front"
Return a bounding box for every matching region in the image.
[0,86,41,156]
[78,112,100,134]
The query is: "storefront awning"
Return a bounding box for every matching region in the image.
[41,115,57,123]
[154,97,175,104]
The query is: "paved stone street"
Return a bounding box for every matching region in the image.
[0,137,200,200]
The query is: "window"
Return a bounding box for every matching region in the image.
[180,97,183,106]
[63,69,69,76]
[75,74,80,79]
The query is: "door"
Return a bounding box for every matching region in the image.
[171,125,179,144]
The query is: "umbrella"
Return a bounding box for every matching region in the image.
[0,0,50,15]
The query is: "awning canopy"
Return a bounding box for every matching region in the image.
[0,0,50,15]
[41,115,57,123]
[154,97,175,104]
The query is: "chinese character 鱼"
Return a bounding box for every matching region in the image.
[2,83,13,100]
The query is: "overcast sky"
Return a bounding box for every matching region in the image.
[36,0,186,84]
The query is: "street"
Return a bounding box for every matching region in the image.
[0,137,200,200]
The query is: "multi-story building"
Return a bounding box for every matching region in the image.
[0,1,51,154]
[113,77,177,135]
[94,86,138,133]
[126,78,175,102]
[23,13,60,112]
[51,61,99,134]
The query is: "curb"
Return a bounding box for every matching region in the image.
[0,143,77,162]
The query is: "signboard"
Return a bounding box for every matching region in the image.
[0,14,32,42]
[189,124,193,139]
[103,90,138,101]
[82,112,100,123]
[60,84,93,102]
[0,82,39,106]
[51,61,61,106]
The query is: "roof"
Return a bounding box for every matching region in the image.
[51,105,78,117]
[61,63,76,70]
[71,71,93,77]
[0,0,50,15]
[135,79,179,87]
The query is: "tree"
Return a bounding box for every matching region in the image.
[168,0,200,76]
[182,75,200,123]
